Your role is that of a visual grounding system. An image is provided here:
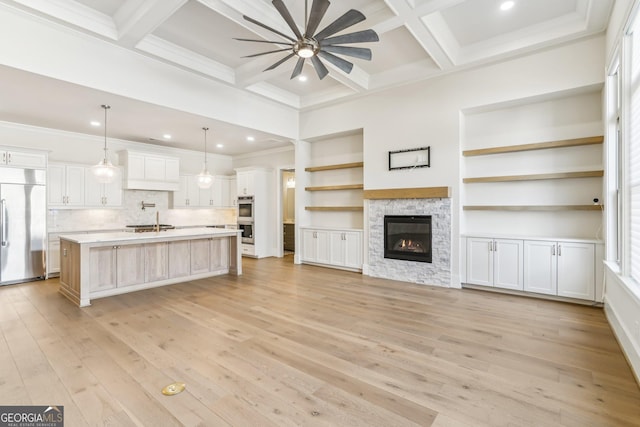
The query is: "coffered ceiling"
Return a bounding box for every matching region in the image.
[0,0,613,154]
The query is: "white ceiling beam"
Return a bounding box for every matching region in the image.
[114,0,187,48]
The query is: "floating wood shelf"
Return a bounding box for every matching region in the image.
[463,205,603,211]
[363,187,451,199]
[462,136,603,157]
[463,170,604,183]
[305,162,364,172]
[305,184,364,191]
[305,206,364,212]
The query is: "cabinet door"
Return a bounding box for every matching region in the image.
[103,173,122,207]
[173,175,191,207]
[48,238,60,275]
[65,166,86,206]
[329,231,345,266]
[557,242,595,300]
[493,239,524,290]
[237,172,253,196]
[315,230,330,264]
[116,245,146,287]
[145,242,168,282]
[219,178,230,207]
[6,150,47,168]
[343,231,362,269]
[48,164,66,206]
[168,241,191,278]
[127,153,145,181]
[89,246,117,292]
[466,238,493,287]
[524,240,557,295]
[301,229,317,261]
[190,239,211,274]
[210,238,229,271]
[84,168,104,207]
[228,178,237,206]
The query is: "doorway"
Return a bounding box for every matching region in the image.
[282,169,295,258]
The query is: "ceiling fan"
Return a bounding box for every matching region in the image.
[235,0,379,80]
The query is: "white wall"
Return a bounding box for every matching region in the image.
[603,0,640,384]
[300,36,606,287]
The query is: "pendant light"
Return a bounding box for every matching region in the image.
[91,104,118,183]
[196,127,214,189]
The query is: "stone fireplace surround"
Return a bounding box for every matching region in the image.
[365,188,452,287]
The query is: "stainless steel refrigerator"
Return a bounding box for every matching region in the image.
[0,168,46,285]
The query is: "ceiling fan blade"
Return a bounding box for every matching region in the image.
[310,56,329,80]
[234,38,293,46]
[314,9,365,41]
[243,47,292,58]
[291,57,305,79]
[272,0,303,40]
[243,15,296,42]
[265,53,296,71]
[322,45,371,60]
[320,29,379,46]
[305,0,330,38]
[318,51,354,74]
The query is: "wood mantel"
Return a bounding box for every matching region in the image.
[363,187,451,199]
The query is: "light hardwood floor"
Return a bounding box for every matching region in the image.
[1,256,639,426]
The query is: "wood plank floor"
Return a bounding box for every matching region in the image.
[1,255,639,426]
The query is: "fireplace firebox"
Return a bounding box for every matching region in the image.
[384,215,432,263]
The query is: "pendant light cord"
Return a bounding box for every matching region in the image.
[203,127,209,169]
[102,104,111,162]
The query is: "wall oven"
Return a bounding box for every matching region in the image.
[238,222,254,244]
[238,196,254,221]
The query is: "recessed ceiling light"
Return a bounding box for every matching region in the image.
[500,1,515,11]
[247,136,255,142]
[90,121,100,127]
[163,134,172,139]
[216,144,224,148]
[298,75,308,82]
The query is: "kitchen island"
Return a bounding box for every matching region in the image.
[58,227,242,307]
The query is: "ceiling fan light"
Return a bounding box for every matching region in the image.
[297,46,315,58]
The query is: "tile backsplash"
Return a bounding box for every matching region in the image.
[48,190,237,232]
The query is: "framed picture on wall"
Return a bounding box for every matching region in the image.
[388,146,430,170]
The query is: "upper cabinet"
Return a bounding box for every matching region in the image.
[0,148,47,169]
[120,150,180,191]
[83,168,122,207]
[236,170,255,196]
[171,175,236,208]
[48,163,85,208]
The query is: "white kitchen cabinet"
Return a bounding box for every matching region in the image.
[466,237,523,290]
[173,175,200,207]
[524,240,595,300]
[199,176,230,207]
[48,163,85,207]
[120,150,180,191]
[0,148,47,168]
[228,177,237,207]
[329,230,363,270]
[47,238,60,277]
[236,171,255,196]
[83,168,122,207]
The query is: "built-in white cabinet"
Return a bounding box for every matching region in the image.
[301,228,330,265]
[0,148,47,168]
[48,163,86,207]
[120,150,180,191]
[236,171,254,196]
[83,168,122,207]
[463,235,598,302]
[300,227,363,271]
[228,177,237,207]
[466,238,523,290]
[172,175,235,208]
[524,240,595,300]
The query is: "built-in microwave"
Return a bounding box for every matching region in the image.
[238,196,254,221]
[238,222,254,244]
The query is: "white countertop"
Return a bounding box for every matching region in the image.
[59,227,240,245]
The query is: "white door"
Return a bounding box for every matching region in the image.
[493,239,524,290]
[173,175,191,207]
[557,242,595,300]
[228,178,237,206]
[466,237,493,287]
[165,158,180,183]
[524,240,557,295]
